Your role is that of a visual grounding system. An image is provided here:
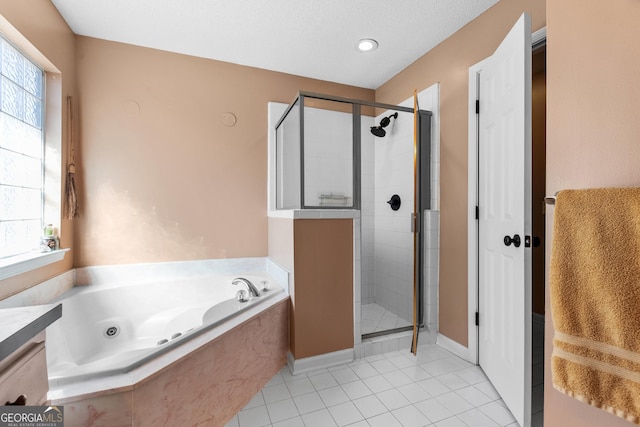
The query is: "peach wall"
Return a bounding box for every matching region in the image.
[0,1,75,300]
[74,37,373,266]
[291,219,353,359]
[544,0,640,426]
[375,0,546,346]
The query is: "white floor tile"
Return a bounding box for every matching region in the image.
[353,395,387,418]
[231,342,543,427]
[367,412,403,427]
[263,383,292,404]
[271,416,305,427]
[285,377,315,397]
[400,365,432,381]
[266,398,300,423]
[309,372,339,390]
[377,388,412,411]
[474,381,501,401]
[436,392,474,415]
[387,353,417,369]
[416,378,450,397]
[391,404,432,427]
[328,401,365,426]
[414,398,453,423]
[478,401,517,426]
[330,366,361,384]
[396,382,433,404]
[437,373,469,391]
[341,379,373,400]
[349,360,380,379]
[318,385,350,407]
[362,375,395,393]
[293,392,325,415]
[370,358,398,374]
[301,409,338,427]
[434,416,467,427]
[456,386,493,407]
[382,370,414,388]
[455,366,487,385]
[456,408,500,427]
[237,406,271,427]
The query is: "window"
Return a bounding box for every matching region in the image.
[0,36,44,258]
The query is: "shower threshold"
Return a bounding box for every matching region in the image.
[362,325,422,340]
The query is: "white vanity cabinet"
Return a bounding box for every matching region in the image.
[0,304,62,406]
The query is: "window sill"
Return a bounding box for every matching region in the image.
[0,249,70,281]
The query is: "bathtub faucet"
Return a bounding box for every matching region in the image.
[232,277,261,297]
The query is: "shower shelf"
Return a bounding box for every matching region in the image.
[318,193,352,206]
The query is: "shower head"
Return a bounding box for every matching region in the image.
[370,112,398,137]
[370,126,387,137]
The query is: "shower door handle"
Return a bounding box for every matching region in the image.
[503,234,521,248]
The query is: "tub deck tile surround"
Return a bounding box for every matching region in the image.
[60,298,289,427]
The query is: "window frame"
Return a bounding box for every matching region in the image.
[0,34,47,259]
[0,20,70,281]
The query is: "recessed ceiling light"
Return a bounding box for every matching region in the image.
[357,38,378,52]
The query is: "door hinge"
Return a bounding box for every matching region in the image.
[475,206,479,220]
[475,99,480,114]
[411,212,420,233]
[475,312,479,326]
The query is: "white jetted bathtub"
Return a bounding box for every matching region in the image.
[46,270,286,395]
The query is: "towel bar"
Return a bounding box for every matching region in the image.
[544,196,556,205]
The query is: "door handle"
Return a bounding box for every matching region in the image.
[503,234,521,248]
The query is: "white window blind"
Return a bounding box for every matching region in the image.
[0,36,44,258]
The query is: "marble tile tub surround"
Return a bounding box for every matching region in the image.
[38,257,288,400]
[60,297,289,427]
[0,270,74,309]
[0,257,288,309]
[75,257,289,290]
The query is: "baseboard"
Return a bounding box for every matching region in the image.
[437,333,473,362]
[287,349,354,375]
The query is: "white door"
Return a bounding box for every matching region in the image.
[477,13,532,427]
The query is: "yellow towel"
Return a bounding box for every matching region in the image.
[550,187,640,424]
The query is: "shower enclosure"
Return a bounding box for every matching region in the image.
[274,91,432,340]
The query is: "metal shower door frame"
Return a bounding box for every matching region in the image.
[275,90,432,338]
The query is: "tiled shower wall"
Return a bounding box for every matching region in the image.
[360,117,375,305]
[361,84,441,334]
[371,110,415,323]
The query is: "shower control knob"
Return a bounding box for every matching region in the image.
[387,194,401,211]
[503,234,521,248]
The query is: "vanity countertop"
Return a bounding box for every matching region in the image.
[0,304,62,361]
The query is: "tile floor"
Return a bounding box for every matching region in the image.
[226,344,524,427]
[361,303,412,335]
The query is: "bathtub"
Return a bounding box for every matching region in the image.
[46,272,288,412]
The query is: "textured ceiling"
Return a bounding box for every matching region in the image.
[51,0,499,89]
